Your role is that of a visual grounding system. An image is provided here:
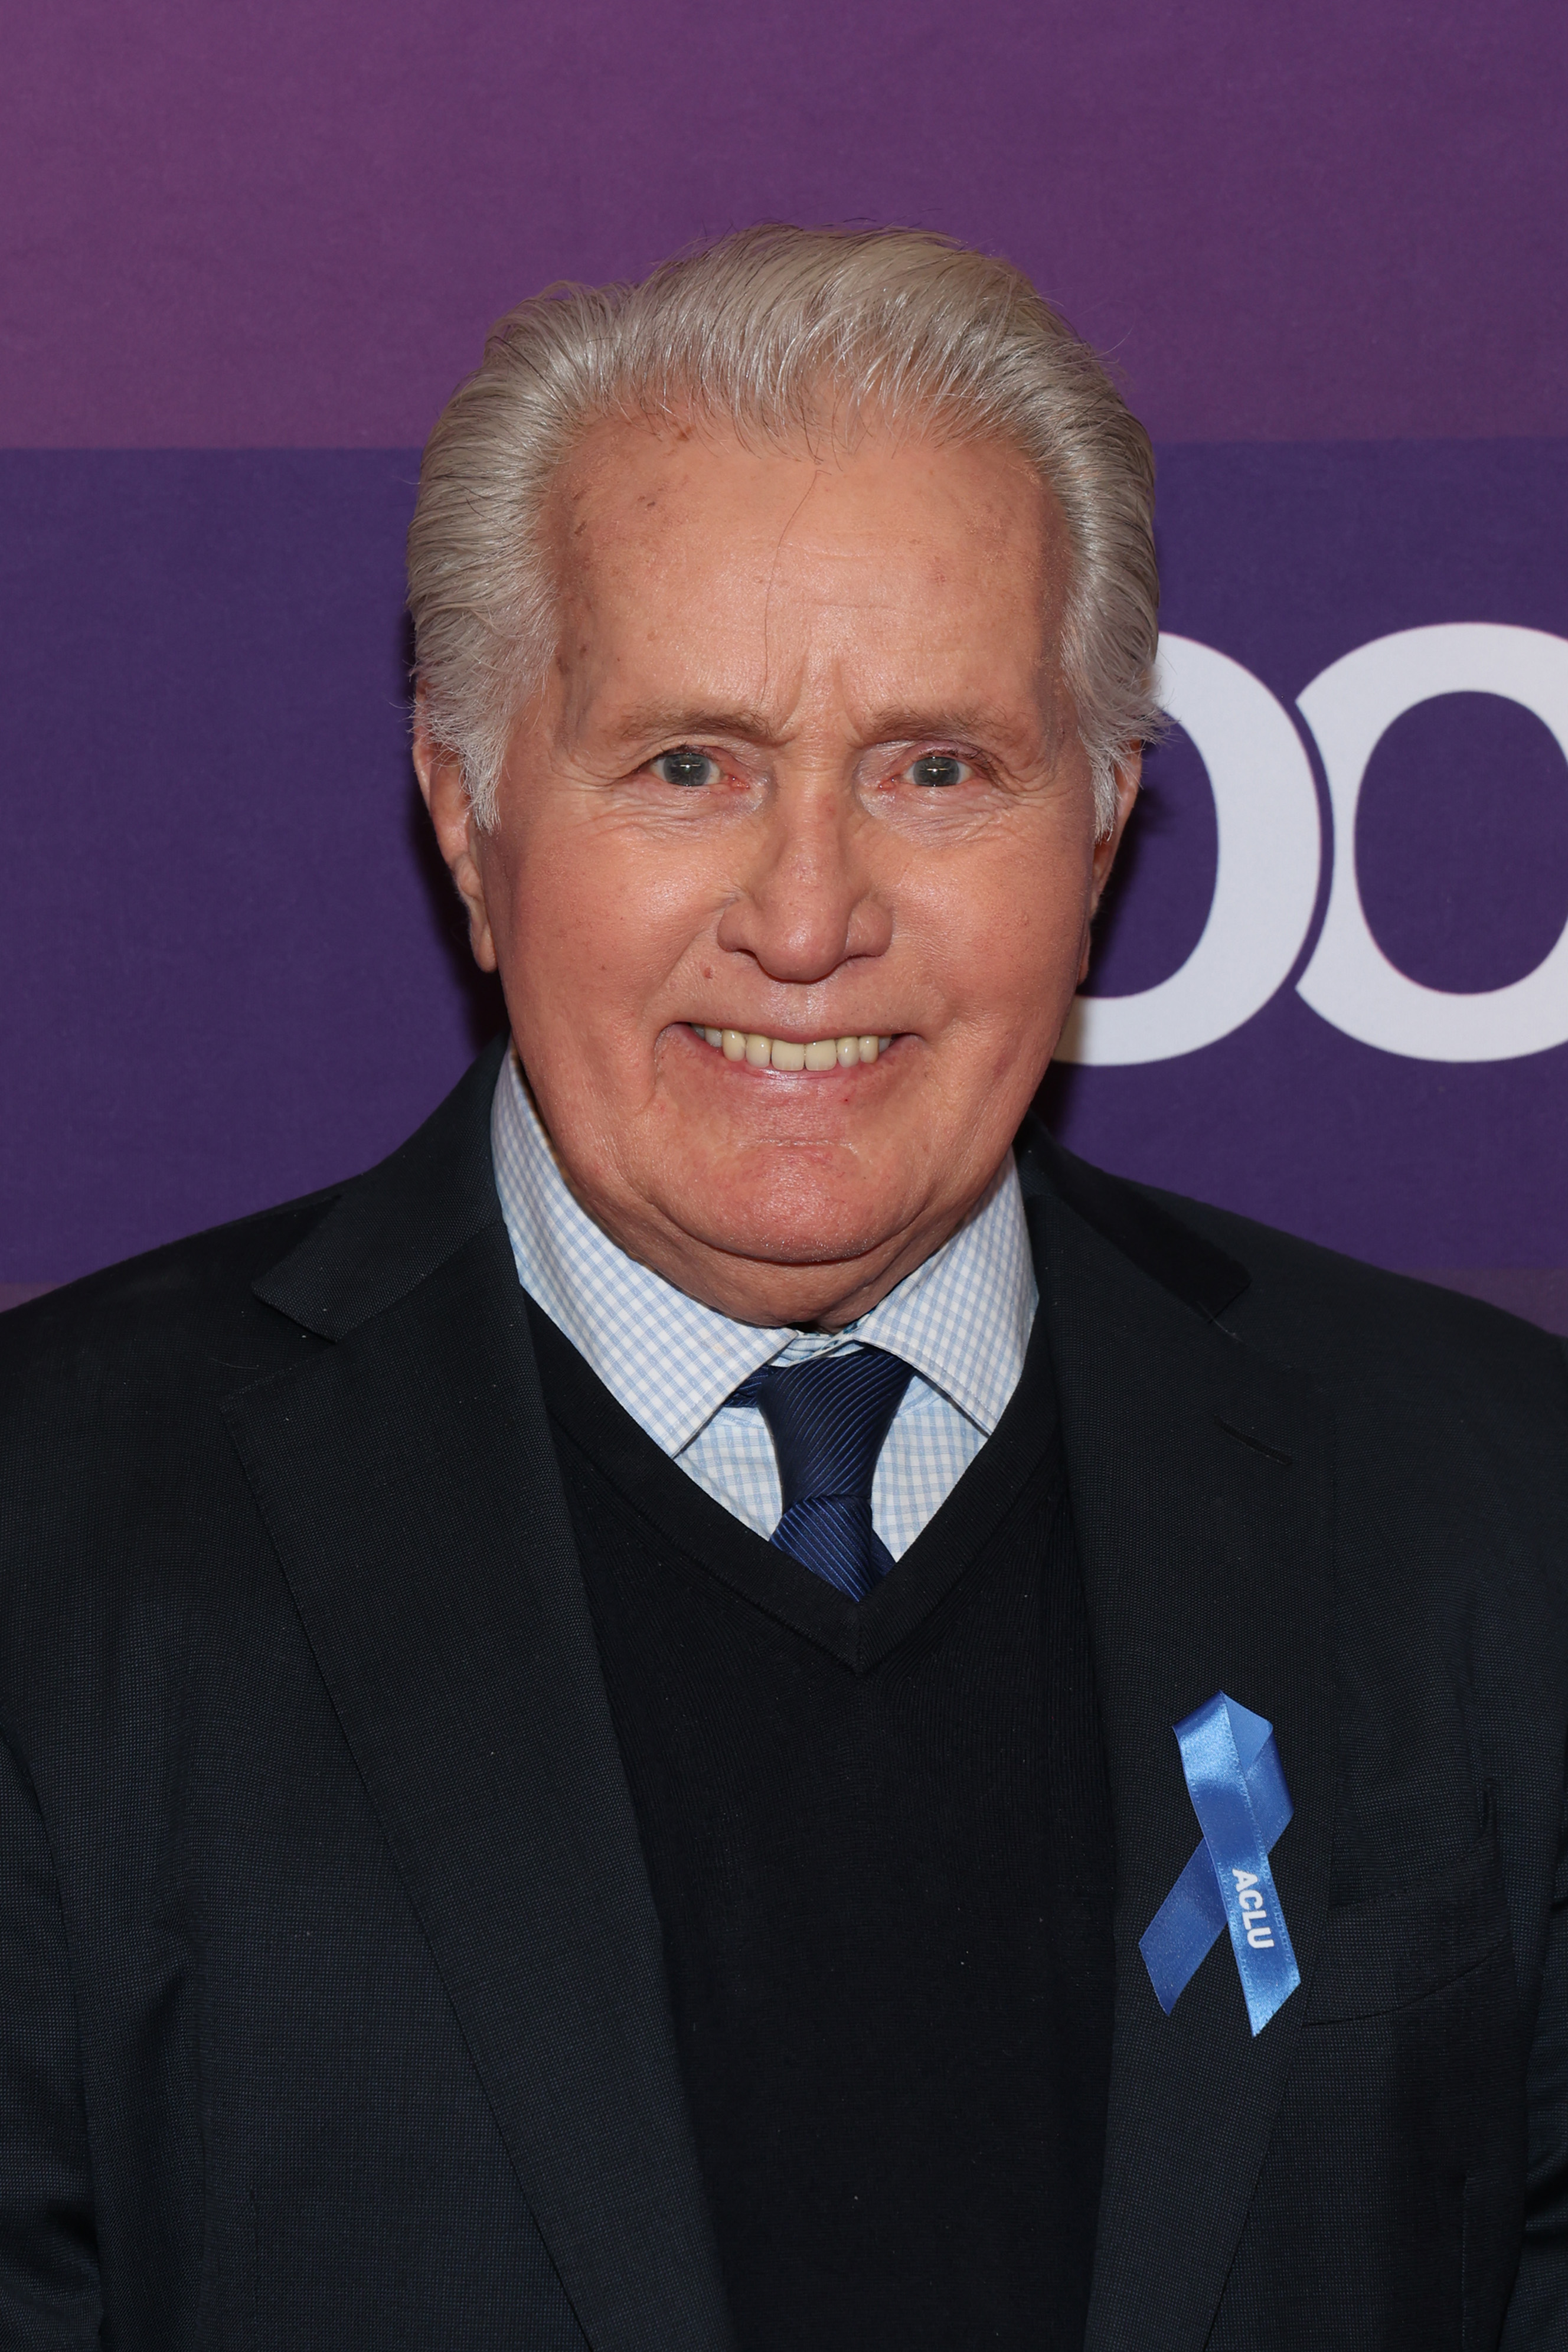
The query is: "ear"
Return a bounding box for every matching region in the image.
[413,694,499,974]
[1079,751,1142,983]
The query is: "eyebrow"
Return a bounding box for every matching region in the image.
[603,700,1043,757]
[605,705,780,752]
[855,704,1043,755]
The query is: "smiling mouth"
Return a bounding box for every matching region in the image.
[689,1025,894,1072]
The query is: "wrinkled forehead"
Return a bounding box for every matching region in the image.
[547,410,1064,597]
[539,411,1071,724]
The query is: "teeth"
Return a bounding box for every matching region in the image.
[692,1024,894,1069]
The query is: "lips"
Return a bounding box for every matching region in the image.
[690,1025,893,1071]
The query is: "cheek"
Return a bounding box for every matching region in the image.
[493,815,717,1037]
[918,842,1092,1032]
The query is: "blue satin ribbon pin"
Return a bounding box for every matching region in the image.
[1139,1691,1301,2036]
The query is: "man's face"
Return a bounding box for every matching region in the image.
[420,417,1135,1328]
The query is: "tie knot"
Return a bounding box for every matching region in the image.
[731,1346,914,1600]
[734,1344,914,1511]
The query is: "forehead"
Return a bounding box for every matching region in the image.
[545,414,1064,646]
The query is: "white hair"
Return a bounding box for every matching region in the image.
[407,224,1160,833]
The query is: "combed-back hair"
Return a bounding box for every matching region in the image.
[407,224,1160,832]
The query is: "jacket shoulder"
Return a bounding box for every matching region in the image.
[0,1190,354,1683]
[1131,1173,1567,1399]
[0,1185,344,1402]
[1024,1114,1565,1404]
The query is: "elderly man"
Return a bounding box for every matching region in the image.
[2,228,1566,2352]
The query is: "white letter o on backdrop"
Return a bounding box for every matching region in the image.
[1295,623,1568,1062]
[1056,635,1321,1066]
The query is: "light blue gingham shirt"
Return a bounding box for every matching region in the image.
[491,1046,1037,1561]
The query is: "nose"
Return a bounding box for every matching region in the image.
[715,773,891,984]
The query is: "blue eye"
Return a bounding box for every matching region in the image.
[651,748,717,788]
[910,753,967,789]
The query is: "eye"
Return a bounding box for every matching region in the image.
[907,752,971,789]
[649,746,720,789]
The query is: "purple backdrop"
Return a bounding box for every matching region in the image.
[3,2,1566,1318]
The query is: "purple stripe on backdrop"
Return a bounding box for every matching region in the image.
[2,441,1566,1289]
[0,450,492,1287]
[1,2,1563,446]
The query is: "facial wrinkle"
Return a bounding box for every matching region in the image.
[759,467,823,718]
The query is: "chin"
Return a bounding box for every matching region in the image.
[671,1174,909,1274]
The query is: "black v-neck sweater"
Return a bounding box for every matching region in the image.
[530,1298,1115,2352]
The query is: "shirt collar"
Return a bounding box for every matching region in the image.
[848,1161,1035,1433]
[491,1045,1036,1455]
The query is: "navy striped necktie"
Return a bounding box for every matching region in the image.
[731,1345,915,1600]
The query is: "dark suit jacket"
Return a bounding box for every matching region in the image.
[3,1035,1567,2351]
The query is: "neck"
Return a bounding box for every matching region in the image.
[556,1156,1014,1332]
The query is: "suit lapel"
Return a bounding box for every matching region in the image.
[224,1047,734,2352]
[1022,1131,1336,2352]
